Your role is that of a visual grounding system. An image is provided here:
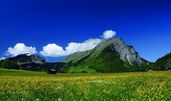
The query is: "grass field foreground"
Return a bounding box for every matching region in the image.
[0,69,171,101]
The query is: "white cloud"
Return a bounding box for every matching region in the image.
[40,38,102,57]
[7,43,37,56]
[40,43,66,57]
[65,38,102,55]
[0,57,6,60]
[102,30,116,39]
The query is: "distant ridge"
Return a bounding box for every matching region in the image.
[0,54,66,72]
[152,52,171,70]
[7,54,45,65]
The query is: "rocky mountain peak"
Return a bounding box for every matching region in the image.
[64,38,149,72]
[8,54,45,65]
[106,38,145,65]
[87,38,146,65]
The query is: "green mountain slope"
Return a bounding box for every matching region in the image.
[64,38,149,73]
[64,50,92,63]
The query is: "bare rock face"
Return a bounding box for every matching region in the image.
[108,38,145,66]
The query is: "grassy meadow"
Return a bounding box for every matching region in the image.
[0,69,171,101]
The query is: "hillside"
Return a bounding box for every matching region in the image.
[64,50,92,63]
[152,52,171,70]
[64,38,149,73]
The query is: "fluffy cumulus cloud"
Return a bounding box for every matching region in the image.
[40,43,66,57]
[40,38,102,57]
[102,30,116,39]
[4,30,116,58]
[7,43,37,56]
[0,57,6,60]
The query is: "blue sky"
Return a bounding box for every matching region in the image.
[0,0,171,62]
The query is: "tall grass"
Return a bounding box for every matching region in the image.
[0,69,171,101]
